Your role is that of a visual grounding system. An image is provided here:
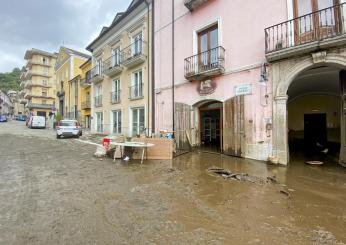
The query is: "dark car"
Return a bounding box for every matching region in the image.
[0,115,7,122]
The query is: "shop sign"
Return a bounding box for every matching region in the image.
[197,79,216,96]
[235,84,252,96]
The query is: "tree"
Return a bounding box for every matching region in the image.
[0,68,21,93]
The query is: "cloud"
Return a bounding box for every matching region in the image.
[0,0,131,72]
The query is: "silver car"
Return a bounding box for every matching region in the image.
[56,119,82,139]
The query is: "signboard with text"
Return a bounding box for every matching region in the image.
[235,84,252,96]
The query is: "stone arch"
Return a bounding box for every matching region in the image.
[272,51,346,165]
[275,53,346,98]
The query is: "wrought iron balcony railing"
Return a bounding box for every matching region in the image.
[90,65,103,83]
[121,39,146,67]
[129,84,144,100]
[110,90,121,103]
[265,3,346,54]
[81,100,91,109]
[94,95,102,107]
[103,54,122,73]
[184,46,225,80]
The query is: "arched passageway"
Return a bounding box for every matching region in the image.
[287,65,341,165]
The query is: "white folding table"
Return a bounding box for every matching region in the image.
[110,141,154,164]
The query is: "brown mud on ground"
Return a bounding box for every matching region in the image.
[0,130,346,244]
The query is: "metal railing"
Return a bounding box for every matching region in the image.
[94,95,102,107]
[121,39,145,62]
[81,100,91,109]
[129,83,144,99]
[110,90,121,103]
[103,54,121,72]
[91,64,102,78]
[184,46,225,77]
[265,3,346,53]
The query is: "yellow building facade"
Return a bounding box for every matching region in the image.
[21,49,57,117]
[55,47,90,121]
[86,0,153,136]
[79,59,92,128]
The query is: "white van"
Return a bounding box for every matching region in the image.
[28,116,46,129]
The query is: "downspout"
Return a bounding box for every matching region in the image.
[144,0,150,136]
[172,0,175,132]
[151,0,155,135]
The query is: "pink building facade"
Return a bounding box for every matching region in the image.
[154,0,287,161]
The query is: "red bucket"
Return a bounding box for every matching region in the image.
[103,138,111,150]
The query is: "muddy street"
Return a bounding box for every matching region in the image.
[0,121,346,244]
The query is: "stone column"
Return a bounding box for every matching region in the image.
[273,95,289,165]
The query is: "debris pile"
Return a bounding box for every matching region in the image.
[208,167,278,185]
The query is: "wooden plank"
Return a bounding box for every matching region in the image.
[174,102,191,150]
[132,138,174,160]
[223,95,244,157]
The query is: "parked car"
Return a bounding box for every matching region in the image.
[0,115,7,122]
[56,120,82,139]
[28,116,46,129]
[17,115,27,121]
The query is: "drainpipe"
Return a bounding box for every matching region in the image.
[151,0,155,135]
[144,0,151,136]
[172,0,175,132]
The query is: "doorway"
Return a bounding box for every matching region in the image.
[199,101,222,152]
[304,113,327,147]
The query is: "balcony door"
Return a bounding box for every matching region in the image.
[294,0,341,43]
[112,47,121,67]
[198,25,218,72]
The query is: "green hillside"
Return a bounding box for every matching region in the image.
[0,68,21,93]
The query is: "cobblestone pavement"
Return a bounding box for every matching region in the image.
[0,120,346,244]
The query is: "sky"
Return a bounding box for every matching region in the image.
[0,0,131,73]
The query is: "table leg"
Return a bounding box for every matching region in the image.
[141,147,145,164]
[113,146,117,162]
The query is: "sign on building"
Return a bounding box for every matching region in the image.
[235,84,252,96]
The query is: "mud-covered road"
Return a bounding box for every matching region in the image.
[1,120,346,244]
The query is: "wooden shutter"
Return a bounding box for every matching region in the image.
[223,95,245,157]
[174,102,191,150]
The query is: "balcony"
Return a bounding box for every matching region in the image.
[265,3,346,62]
[81,100,91,109]
[25,81,51,88]
[26,102,53,110]
[184,0,209,11]
[25,70,51,79]
[129,84,144,100]
[184,46,225,81]
[81,70,92,88]
[121,39,146,68]
[90,65,103,83]
[94,95,102,108]
[110,90,121,104]
[27,60,51,68]
[103,54,123,77]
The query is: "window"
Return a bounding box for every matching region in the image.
[96,112,103,133]
[42,80,47,86]
[97,59,102,75]
[95,85,102,107]
[42,57,48,65]
[112,110,122,134]
[42,88,48,97]
[131,70,143,98]
[43,67,49,76]
[42,100,47,104]
[198,25,219,68]
[60,81,64,90]
[294,0,339,34]
[132,107,145,136]
[112,47,121,66]
[133,32,143,55]
[112,79,120,103]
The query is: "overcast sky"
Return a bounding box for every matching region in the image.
[0,0,131,73]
